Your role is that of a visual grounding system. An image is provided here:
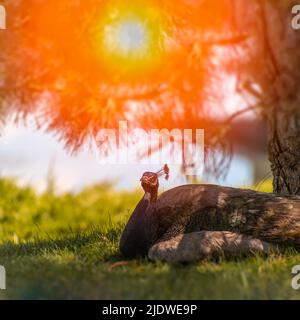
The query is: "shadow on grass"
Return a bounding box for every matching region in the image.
[0,228,295,265]
[0,228,299,299]
[0,226,124,262]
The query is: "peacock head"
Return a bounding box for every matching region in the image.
[140,164,169,197]
[140,172,159,195]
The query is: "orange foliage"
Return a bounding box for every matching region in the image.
[6,0,243,151]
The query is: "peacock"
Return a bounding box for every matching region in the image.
[120,165,300,262]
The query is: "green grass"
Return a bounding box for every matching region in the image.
[0,178,300,300]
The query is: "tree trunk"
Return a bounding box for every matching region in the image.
[261,2,300,195]
[268,106,300,195]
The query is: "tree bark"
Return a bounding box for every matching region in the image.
[260,1,300,195]
[268,106,300,195]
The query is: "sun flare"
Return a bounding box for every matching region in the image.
[104,19,148,56]
[93,1,166,75]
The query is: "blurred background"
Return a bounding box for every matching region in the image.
[1,0,282,194]
[0,115,269,194]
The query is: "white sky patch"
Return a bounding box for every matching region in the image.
[104,19,149,56]
[118,21,147,53]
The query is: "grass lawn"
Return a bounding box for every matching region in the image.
[0,178,299,300]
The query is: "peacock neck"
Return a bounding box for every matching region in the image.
[119,192,158,258]
[144,191,157,204]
